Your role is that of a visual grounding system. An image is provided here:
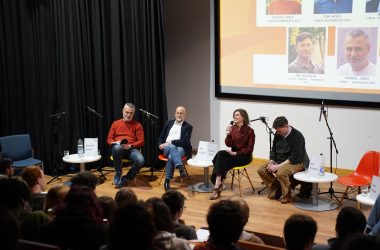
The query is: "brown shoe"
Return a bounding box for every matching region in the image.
[280,192,292,204]
[268,187,282,200]
[209,187,221,200]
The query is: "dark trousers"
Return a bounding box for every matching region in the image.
[210,150,251,185]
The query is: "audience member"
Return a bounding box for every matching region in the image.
[158,106,192,191]
[70,170,98,190]
[194,198,247,250]
[21,165,47,211]
[145,197,191,250]
[102,202,160,250]
[366,194,380,237]
[98,195,117,224]
[107,102,145,188]
[210,108,255,200]
[342,234,380,250]
[0,177,50,241]
[114,187,138,207]
[231,197,264,244]
[313,206,366,250]
[0,206,20,250]
[258,116,309,204]
[38,186,107,250]
[43,184,69,218]
[0,157,14,177]
[162,189,197,240]
[284,214,317,250]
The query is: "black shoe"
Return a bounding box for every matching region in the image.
[177,165,187,178]
[297,182,312,199]
[116,176,131,189]
[164,179,171,191]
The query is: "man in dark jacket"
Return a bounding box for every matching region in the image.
[158,106,193,191]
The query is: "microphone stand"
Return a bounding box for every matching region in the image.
[47,114,65,184]
[318,104,341,202]
[139,108,159,127]
[250,117,275,194]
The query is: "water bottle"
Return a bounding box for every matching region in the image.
[78,138,84,158]
[319,153,325,176]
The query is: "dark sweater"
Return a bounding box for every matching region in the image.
[270,127,306,165]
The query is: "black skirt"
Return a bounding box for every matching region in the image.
[210,150,252,184]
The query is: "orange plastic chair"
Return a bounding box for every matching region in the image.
[158,154,189,185]
[337,151,380,205]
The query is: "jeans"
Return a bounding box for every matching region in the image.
[112,144,145,180]
[367,195,380,237]
[163,144,185,180]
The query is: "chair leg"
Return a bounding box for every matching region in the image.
[244,168,255,192]
[238,170,242,197]
[184,165,190,181]
[159,163,167,185]
[339,186,349,205]
[231,170,235,189]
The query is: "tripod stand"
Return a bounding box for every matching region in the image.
[318,102,342,202]
[47,113,65,184]
[250,117,275,194]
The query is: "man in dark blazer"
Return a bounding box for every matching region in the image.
[158,106,193,191]
[366,0,380,13]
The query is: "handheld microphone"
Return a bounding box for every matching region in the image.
[226,121,234,134]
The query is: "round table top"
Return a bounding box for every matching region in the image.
[187,158,213,168]
[293,171,337,183]
[356,193,376,206]
[62,154,101,164]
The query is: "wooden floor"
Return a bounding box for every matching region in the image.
[45,159,372,245]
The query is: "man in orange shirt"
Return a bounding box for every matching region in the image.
[107,103,145,188]
[268,0,301,15]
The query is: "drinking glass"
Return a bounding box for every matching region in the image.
[64,150,70,159]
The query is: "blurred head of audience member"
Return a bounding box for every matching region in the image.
[114,187,138,208]
[70,171,98,190]
[21,166,46,193]
[108,202,156,250]
[0,158,14,177]
[284,214,317,250]
[43,184,69,217]
[206,198,246,248]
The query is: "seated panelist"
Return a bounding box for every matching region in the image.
[158,106,192,191]
[210,108,255,200]
[107,103,145,189]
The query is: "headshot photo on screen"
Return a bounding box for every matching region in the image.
[288,28,325,74]
[366,0,380,13]
[314,0,352,14]
[337,28,378,77]
[267,0,302,15]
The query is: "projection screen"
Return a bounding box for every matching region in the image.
[215,0,380,107]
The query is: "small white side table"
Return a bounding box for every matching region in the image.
[187,158,214,192]
[293,171,338,211]
[356,193,376,208]
[63,154,101,172]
